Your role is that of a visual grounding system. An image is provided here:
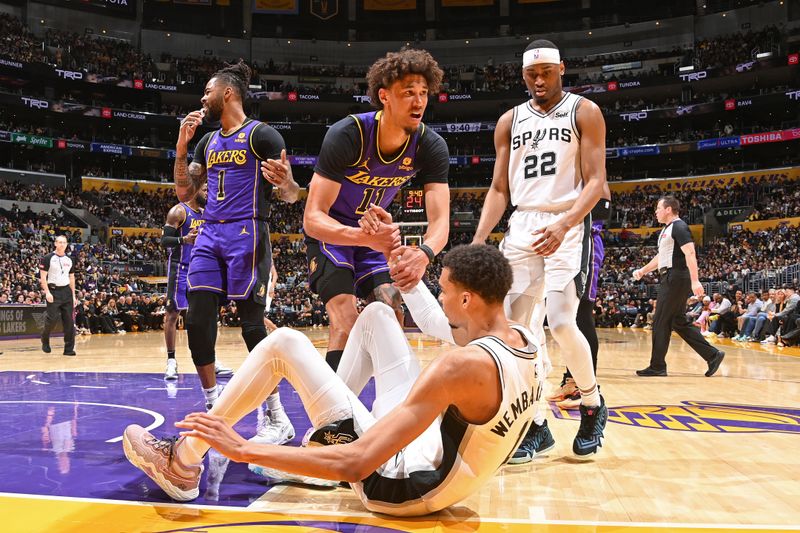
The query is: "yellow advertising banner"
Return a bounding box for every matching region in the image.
[364,0,416,10]
[442,0,493,6]
[270,233,304,242]
[252,0,297,13]
[109,227,163,238]
[82,177,176,195]
[608,167,800,194]
[81,177,309,199]
[729,216,800,233]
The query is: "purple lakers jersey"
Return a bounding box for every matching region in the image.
[203,119,266,222]
[168,202,204,265]
[329,110,423,226]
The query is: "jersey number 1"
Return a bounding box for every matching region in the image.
[356,187,386,215]
[524,151,556,179]
[217,170,226,201]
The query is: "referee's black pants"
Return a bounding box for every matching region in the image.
[649,271,717,371]
[42,286,75,352]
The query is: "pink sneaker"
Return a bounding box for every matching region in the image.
[122,424,203,501]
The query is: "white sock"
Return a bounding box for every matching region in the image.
[203,385,218,404]
[266,392,285,419]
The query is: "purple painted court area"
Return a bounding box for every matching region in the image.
[0,370,375,506]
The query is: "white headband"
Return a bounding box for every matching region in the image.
[522,47,561,67]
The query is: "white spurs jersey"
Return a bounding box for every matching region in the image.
[353,324,541,517]
[508,92,584,212]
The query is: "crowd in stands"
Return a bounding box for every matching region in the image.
[608,174,800,228]
[0,13,790,97]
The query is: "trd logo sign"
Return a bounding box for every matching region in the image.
[679,71,708,82]
[55,69,83,80]
[620,111,648,122]
[21,97,49,109]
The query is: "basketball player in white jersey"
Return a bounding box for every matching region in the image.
[472,39,608,458]
[122,245,543,516]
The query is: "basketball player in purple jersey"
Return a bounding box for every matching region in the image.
[174,60,300,442]
[161,184,220,381]
[303,49,451,372]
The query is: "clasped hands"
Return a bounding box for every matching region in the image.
[358,204,429,291]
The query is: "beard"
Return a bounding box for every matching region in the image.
[403,124,420,135]
[204,99,223,124]
[195,194,207,208]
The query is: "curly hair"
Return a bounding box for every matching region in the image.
[442,245,512,304]
[212,59,252,101]
[366,49,443,109]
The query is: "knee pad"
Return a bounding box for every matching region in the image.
[186,291,218,367]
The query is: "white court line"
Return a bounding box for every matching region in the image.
[70,385,108,389]
[0,400,164,443]
[30,380,49,385]
[0,492,798,530]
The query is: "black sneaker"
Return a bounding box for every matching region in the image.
[636,366,667,376]
[63,350,76,356]
[573,395,608,458]
[705,351,725,377]
[307,418,358,446]
[42,343,51,354]
[506,420,556,465]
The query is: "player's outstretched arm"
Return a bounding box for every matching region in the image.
[401,280,469,346]
[472,110,513,244]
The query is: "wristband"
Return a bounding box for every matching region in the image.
[178,236,184,245]
[419,243,435,264]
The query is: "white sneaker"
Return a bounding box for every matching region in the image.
[762,335,776,344]
[249,412,295,446]
[164,359,178,381]
[214,361,234,377]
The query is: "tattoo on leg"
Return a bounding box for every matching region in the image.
[370,283,402,313]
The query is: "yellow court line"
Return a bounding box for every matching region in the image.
[2,494,799,533]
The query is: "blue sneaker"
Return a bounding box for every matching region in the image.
[573,395,608,458]
[507,420,556,465]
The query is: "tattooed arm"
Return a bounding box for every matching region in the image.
[174,159,207,203]
[175,110,208,202]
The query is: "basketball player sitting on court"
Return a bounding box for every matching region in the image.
[123,245,543,517]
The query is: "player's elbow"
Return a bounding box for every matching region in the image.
[337,445,376,483]
[303,212,321,239]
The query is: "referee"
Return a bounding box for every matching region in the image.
[632,196,724,377]
[39,235,77,356]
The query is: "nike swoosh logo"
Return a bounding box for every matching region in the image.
[518,116,532,123]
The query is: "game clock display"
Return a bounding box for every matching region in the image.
[401,189,425,218]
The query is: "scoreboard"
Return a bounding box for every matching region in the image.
[401,188,425,216]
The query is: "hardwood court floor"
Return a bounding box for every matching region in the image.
[1,326,799,533]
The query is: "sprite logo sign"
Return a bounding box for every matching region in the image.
[11,133,53,148]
